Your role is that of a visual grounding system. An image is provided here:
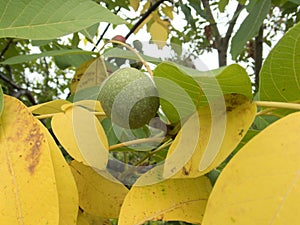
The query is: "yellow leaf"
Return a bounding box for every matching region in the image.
[149,20,169,48]
[29,99,70,114]
[141,1,150,13]
[70,160,129,218]
[73,100,104,112]
[40,121,79,225]
[130,0,140,11]
[164,94,257,179]
[134,14,153,34]
[70,57,108,95]
[118,169,212,225]
[74,100,106,121]
[0,95,59,224]
[51,105,109,170]
[79,211,112,225]
[202,111,300,224]
[77,211,90,225]
[162,5,174,20]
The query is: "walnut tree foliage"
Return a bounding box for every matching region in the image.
[0,0,300,225]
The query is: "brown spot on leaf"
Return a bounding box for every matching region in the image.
[238,129,244,136]
[25,123,44,175]
[182,166,190,176]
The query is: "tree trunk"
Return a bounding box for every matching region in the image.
[218,38,228,67]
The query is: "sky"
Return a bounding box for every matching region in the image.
[78,1,284,72]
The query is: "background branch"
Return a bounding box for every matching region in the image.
[0,38,13,59]
[224,3,244,45]
[125,0,170,40]
[0,71,36,104]
[201,0,221,42]
[92,7,121,51]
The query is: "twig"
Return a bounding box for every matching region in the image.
[107,40,153,76]
[0,71,21,90]
[125,0,170,39]
[223,3,244,45]
[254,101,300,111]
[201,0,221,42]
[109,137,164,151]
[92,7,121,51]
[133,139,172,166]
[0,38,13,59]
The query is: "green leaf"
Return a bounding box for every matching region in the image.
[0,85,3,118]
[230,0,271,59]
[68,86,101,102]
[101,118,120,146]
[253,115,279,130]
[189,0,208,19]
[55,54,94,69]
[0,0,125,40]
[153,62,252,123]
[0,49,97,65]
[80,23,99,42]
[218,0,229,12]
[259,22,300,102]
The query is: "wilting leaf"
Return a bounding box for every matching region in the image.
[70,160,129,218]
[0,95,59,224]
[118,171,212,225]
[29,99,70,114]
[202,111,300,224]
[40,122,78,225]
[0,0,125,40]
[51,105,109,170]
[163,94,257,178]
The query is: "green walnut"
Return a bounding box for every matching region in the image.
[99,67,159,129]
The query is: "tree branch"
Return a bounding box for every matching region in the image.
[125,0,170,40]
[254,24,264,91]
[0,38,13,59]
[92,7,121,51]
[223,3,244,45]
[201,0,221,42]
[0,71,36,104]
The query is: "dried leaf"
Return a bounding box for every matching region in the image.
[70,160,129,218]
[202,111,300,224]
[0,95,59,224]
